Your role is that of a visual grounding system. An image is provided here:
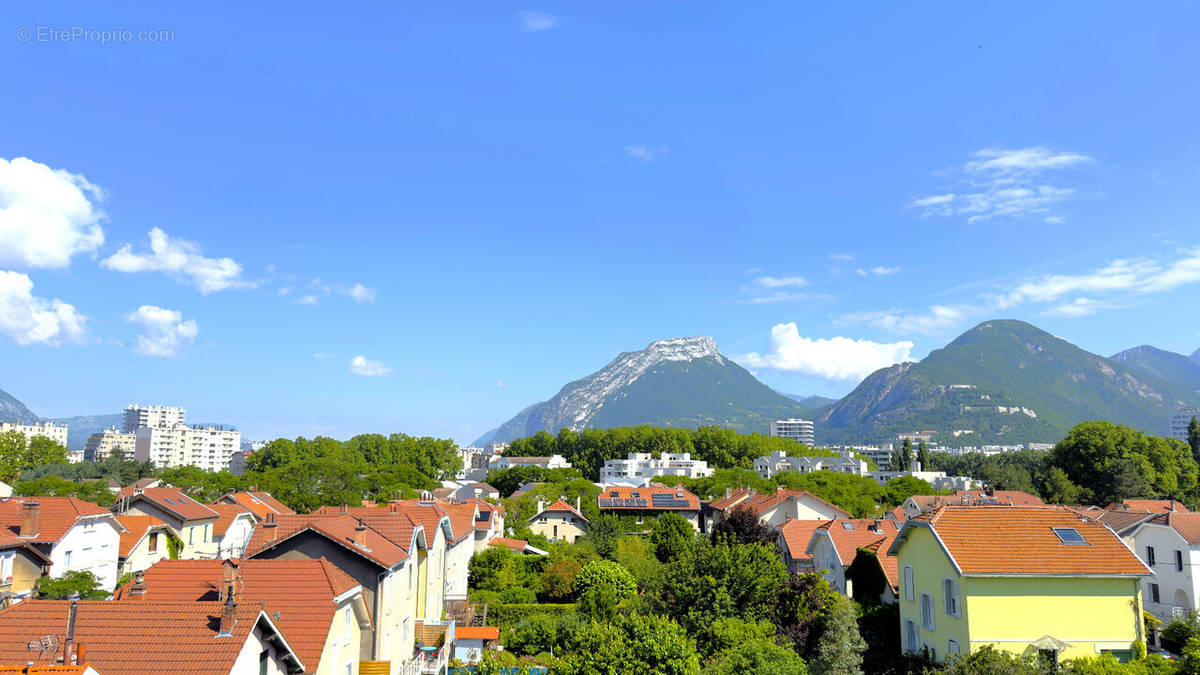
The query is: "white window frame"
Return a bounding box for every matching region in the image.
[904,619,919,653]
[344,607,352,645]
[920,592,936,631]
[1147,546,1156,567]
[948,638,959,656]
[904,565,914,601]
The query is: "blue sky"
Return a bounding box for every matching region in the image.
[2,2,1199,444]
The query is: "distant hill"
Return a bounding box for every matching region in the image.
[45,414,125,453]
[782,393,839,410]
[475,337,816,445]
[819,320,1200,445]
[1111,345,1200,393]
[1193,347,1200,365]
[0,387,38,425]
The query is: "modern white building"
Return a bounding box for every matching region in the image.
[599,452,714,484]
[754,449,869,479]
[123,404,186,432]
[769,418,815,446]
[135,424,242,471]
[84,427,138,462]
[1172,407,1200,441]
[0,421,71,457]
[489,454,572,471]
[869,468,979,491]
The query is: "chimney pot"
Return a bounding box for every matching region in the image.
[131,570,147,596]
[354,519,368,548]
[263,512,278,542]
[19,502,39,538]
[218,590,237,636]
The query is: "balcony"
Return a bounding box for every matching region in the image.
[413,619,455,675]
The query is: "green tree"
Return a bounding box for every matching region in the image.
[901,439,913,471]
[662,539,788,634]
[550,612,701,675]
[916,440,929,471]
[774,572,840,659]
[791,472,886,518]
[711,504,775,546]
[939,646,1044,674]
[809,596,865,675]
[573,560,636,603]
[883,476,937,507]
[1051,421,1198,505]
[36,570,110,600]
[540,558,582,602]
[1190,417,1200,465]
[469,547,520,593]
[582,514,622,559]
[703,638,809,675]
[1038,466,1083,504]
[649,512,696,563]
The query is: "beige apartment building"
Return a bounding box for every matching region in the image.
[84,427,138,462]
[135,425,241,471]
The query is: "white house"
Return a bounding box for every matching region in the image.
[599,452,714,484]
[114,487,221,559]
[0,497,124,590]
[209,503,257,559]
[1122,511,1200,622]
[806,519,902,595]
[754,450,869,479]
[709,487,851,529]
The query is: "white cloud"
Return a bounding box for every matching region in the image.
[496,380,506,388]
[737,323,914,380]
[623,145,668,162]
[349,355,391,376]
[755,276,808,288]
[856,266,901,277]
[294,294,320,306]
[1040,297,1124,318]
[828,253,855,262]
[0,270,88,346]
[102,228,252,294]
[0,157,106,269]
[126,305,197,358]
[910,146,1093,223]
[839,305,969,336]
[312,352,338,359]
[341,283,377,303]
[519,11,557,31]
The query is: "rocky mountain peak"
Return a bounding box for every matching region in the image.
[642,336,723,364]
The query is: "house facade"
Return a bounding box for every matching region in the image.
[889,505,1150,663]
[529,499,589,543]
[1122,511,1200,622]
[806,519,901,595]
[0,532,50,603]
[0,497,123,590]
[115,487,220,559]
[597,486,702,532]
[115,515,173,577]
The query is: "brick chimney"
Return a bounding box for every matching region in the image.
[354,518,368,548]
[62,593,79,665]
[130,571,147,596]
[219,560,241,603]
[217,590,237,637]
[388,502,399,513]
[263,512,278,543]
[19,502,39,538]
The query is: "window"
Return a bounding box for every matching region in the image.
[943,578,960,617]
[1151,583,1161,604]
[0,551,14,583]
[904,566,914,601]
[64,550,72,567]
[148,532,158,553]
[553,525,558,538]
[948,638,960,656]
[920,593,936,631]
[258,649,269,675]
[188,526,194,545]
[1052,527,1087,544]
[1148,546,1156,567]
[1177,550,1185,573]
[344,607,352,644]
[924,644,937,661]
[904,620,919,653]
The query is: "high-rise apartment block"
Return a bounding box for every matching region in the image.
[84,427,138,462]
[768,418,815,446]
[1172,407,1200,441]
[123,405,186,432]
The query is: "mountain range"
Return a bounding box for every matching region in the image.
[474,337,824,445]
[478,321,1200,446]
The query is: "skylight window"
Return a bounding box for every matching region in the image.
[1052,527,1087,545]
[842,522,855,530]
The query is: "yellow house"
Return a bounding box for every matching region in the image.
[529,499,589,543]
[888,505,1151,664]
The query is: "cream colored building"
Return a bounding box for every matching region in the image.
[529,499,589,543]
[0,421,72,459]
[135,424,241,471]
[84,427,138,462]
[123,404,186,431]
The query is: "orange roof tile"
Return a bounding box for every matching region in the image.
[114,515,169,558]
[205,503,252,537]
[891,505,1150,577]
[310,505,428,550]
[858,539,900,593]
[776,519,832,561]
[597,486,700,511]
[532,499,588,523]
[709,487,756,511]
[1107,499,1187,514]
[0,497,117,545]
[117,488,218,522]
[216,492,294,521]
[489,537,532,552]
[111,558,361,672]
[811,519,902,566]
[441,503,482,543]
[0,599,301,674]
[244,514,410,569]
[0,666,97,674]
[1160,512,1200,546]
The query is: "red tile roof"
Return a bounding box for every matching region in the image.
[0,498,117,545]
[709,487,756,511]
[0,599,302,674]
[489,537,533,552]
[114,515,169,558]
[908,490,1044,512]
[532,499,588,523]
[0,529,52,564]
[441,504,482,543]
[244,514,410,569]
[455,626,500,641]
[205,503,252,537]
[311,505,433,550]
[216,492,294,521]
[858,538,900,593]
[1157,512,1200,546]
[1107,499,1188,514]
[0,666,96,674]
[811,519,902,566]
[597,486,700,511]
[745,489,851,519]
[776,519,832,562]
[117,488,218,522]
[112,558,362,672]
[891,505,1151,577]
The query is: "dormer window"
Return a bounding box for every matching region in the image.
[1052,527,1087,545]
